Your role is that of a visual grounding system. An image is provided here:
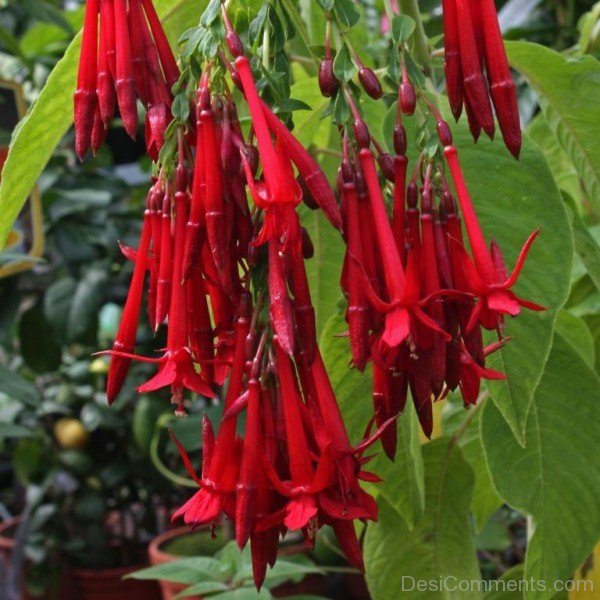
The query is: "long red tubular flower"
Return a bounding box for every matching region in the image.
[441,0,463,120]
[343,181,370,371]
[479,0,522,158]
[173,294,251,527]
[452,0,495,138]
[129,0,151,106]
[136,169,215,410]
[105,201,152,404]
[155,187,172,327]
[140,0,180,88]
[113,0,138,138]
[261,104,343,232]
[74,0,99,160]
[97,0,116,127]
[443,145,545,330]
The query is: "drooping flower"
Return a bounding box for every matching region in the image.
[441,0,522,156]
[443,145,545,332]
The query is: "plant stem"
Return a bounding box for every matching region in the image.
[398,0,430,73]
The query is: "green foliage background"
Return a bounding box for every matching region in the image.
[1,1,600,598]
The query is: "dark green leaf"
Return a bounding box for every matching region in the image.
[334,0,360,29]
[19,302,62,374]
[364,439,481,599]
[481,334,600,600]
[391,15,416,45]
[508,42,600,214]
[0,366,41,406]
[333,44,356,82]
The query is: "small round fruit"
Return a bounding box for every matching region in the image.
[89,357,109,375]
[54,418,90,450]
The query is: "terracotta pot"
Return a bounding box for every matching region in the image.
[1,517,161,600]
[148,527,196,600]
[70,564,162,600]
[148,526,213,600]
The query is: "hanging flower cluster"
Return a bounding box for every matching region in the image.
[87,7,390,586]
[441,0,522,157]
[334,87,543,446]
[74,0,178,160]
[74,0,547,588]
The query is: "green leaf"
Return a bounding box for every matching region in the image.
[333,44,356,82]
[458,403,503,532]
[364,439,481,600]
[0,33,80,251]
[21,0,75,35]
[565,196,600,293]
[173,581,229,599]
[333,0,360,29]
[200,0,221,27]
[391,15,416,45]
[526,115,582,204]
[315,0,334,12]
[19,301,62,374]
[320,313,425,527]
[172,93,191,123]
[481,334,600,600]
[0,366,41,406]
[14,438,44,484]
[554,310,595,367]
[127,557,225,584]
[44,277,77,344]
[67,266,109,342]
[273,98,312,114]
[0,423,31,439]
[208,589,272,600]
[507,41,600,214]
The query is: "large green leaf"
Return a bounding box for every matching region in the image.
[458,404,503,533]
[0,1,199,251]
[554,310,595,368]
[0,32,80,251]
[364,439,481,600]
[526,115,582,205]
[508,41,600,214]
[320,313,425,527]
[481,334,600,600]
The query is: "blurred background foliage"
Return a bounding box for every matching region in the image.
[0,0,599,598]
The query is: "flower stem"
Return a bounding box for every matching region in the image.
[398,0,430,73]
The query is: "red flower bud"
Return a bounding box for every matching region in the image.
[318,57,340,97]
[358,67,383,99]
[377,152,395,182]
[353,118,371,150]
[399,82,416,115]
[226,31,245,58]
[393,124,407,156]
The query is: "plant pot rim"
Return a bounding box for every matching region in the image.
[70,563,149,578]
[148,525,199,564]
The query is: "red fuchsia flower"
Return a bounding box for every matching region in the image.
[74,0,100,160]
[74,0,178,161]
[99,151,215,413]
[172,294,252,528]
[441,0,522,157]
[443,144,545,332]
[104,185,155,404]
[458,340,506,406]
